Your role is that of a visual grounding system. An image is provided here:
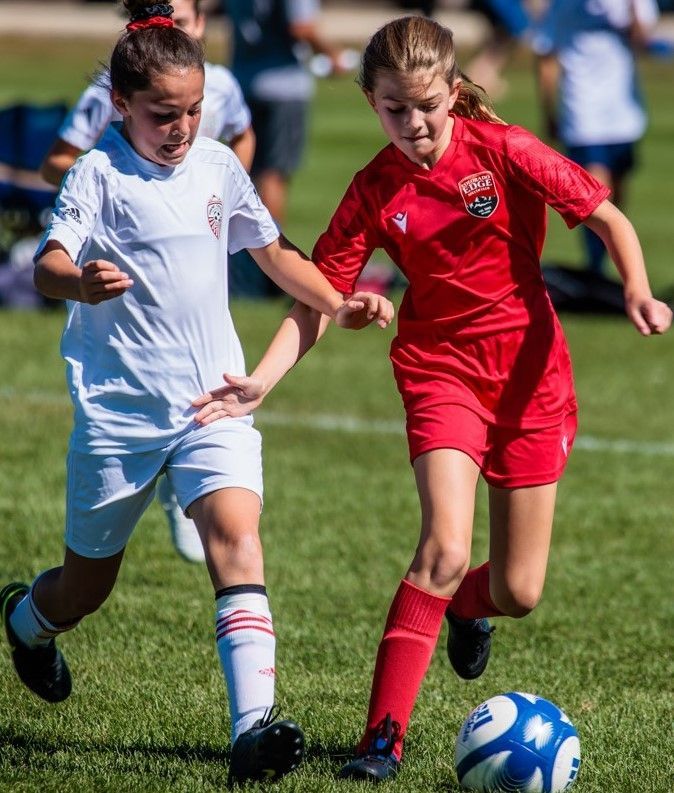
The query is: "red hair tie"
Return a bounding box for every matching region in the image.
[126,16,174,32]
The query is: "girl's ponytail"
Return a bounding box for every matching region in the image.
[454,73,506,124]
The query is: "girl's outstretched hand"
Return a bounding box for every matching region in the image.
[625,294,672,336]
[334,291,394,330]
[191,374,266,424]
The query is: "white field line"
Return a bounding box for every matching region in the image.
[1,387,673,457]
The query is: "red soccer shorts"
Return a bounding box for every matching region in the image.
[406,403,578,488]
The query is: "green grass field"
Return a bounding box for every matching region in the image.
[1,32,674,793]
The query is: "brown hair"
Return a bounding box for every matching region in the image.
[358,16,505,124]
[110,1,204,98]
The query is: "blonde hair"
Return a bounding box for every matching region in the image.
[358,16,505,125]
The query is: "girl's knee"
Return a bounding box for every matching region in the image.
[207,525,261,552]
[492,582,543,618]
[205,526,264,573]
[412,538,470,592]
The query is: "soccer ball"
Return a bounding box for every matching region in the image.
[455,692,580,792]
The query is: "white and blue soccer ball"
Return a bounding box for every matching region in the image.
[455,692,580,792]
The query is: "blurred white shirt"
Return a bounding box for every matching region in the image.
[58,62,251,151]
[533,0,660,146]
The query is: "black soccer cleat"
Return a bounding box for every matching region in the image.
[446,610,495,680]
[1,581,72,703]
[339,713,401,783]
[228,706,304,785]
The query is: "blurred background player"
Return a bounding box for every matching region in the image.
[222,0,348,297]
[534,0,660,275]
[464,0,533,99]
[389,0,533,99]
[40,0,257,563]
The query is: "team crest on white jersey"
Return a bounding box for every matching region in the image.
[207,195,223,238]
[391,211,408,233]
[458,171,499,218]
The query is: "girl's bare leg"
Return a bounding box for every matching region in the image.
[487,482,558,617]
[407,448,481,595]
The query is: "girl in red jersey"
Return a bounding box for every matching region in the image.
[191,15,671,784]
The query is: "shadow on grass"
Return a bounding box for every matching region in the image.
[0,724,227,764]
[1,728,358,771]
[1,729,465,790]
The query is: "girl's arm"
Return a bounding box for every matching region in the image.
[192,219,394,424]
[248,234,354,320]
[628,0,656,50]
[40,139,83,188]
[193,301,327,424]
[34,240,134,303]
[193,292,393,425]
[584,200,671,335]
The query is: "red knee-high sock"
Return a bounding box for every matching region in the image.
[357,579,450,760]
[448,561,503,620]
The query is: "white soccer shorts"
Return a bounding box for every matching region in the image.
[65,418,263,558]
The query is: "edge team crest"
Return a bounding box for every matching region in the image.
[458,171,499,218]
[207,195,223,238]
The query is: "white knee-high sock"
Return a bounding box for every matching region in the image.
[215,584,276,743]
[9,578,79,648]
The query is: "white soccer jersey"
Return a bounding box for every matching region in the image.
[533,0,659,146]
[35,124,278,453]
[58,62,251,151]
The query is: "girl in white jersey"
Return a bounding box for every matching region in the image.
[0,2,392,785]
[40,0,256,564]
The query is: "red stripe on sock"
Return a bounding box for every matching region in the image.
[358,579,450,760]
[448,562,503,620]
[216,624,276,642]
[216,609,272,628]
[216,614,273,632]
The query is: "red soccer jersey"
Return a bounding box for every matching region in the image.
[313,115,610,428]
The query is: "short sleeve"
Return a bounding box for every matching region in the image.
[58,81,115,152]
[34,153,103,264]
[605,0,659,29]
[633,0,659,27]
[312,176,379,294]
[226,157,279,254]
[505,126,611,228]
[216,69,252,141]
[634,0,660,27]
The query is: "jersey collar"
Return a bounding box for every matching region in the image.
[106,122,190,180]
